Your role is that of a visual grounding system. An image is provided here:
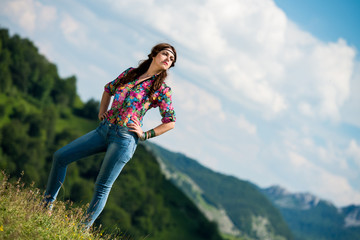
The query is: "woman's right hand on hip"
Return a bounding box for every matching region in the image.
[98,111,109,121]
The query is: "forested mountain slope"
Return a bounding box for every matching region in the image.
[147,143,294,240]
[0,28,222,240]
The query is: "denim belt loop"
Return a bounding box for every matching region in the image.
[101,119,107,125]
[102,119,113,128]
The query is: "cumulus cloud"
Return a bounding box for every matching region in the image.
[310,40,355,120]
[280,30,356,122]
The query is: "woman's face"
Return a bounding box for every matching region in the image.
[153,48,175,71]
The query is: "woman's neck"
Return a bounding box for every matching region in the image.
[145,62,163,77]
[139,69,161,81]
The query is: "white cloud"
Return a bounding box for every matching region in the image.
[341,62,360,127]
[2,0,36,32]
[288,151,360,206]
[208,0,287,55]
[1,0,57,32]
[172,79,226,123]
[310,39,355,120]
[281,126,350,171]
[298,102,314,116]
[347,140,360,168]
[38,4,56,22]
[237,115,257,135]
[224,60,288,115]
[316,144,349,170]
[60,14,88,47]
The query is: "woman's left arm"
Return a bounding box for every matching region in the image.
[152,121,175,136]
[128,85,176,140]
[127,120,175,140]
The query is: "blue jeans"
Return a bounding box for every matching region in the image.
[43,119,138,228]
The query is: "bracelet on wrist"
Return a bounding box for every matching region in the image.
[140,132,146,141]
[140,129,156,141]
[150,129,156,138]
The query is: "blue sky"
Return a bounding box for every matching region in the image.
[275,0,360,50]
[1,0,359,207]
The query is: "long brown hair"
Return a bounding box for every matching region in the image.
[116,43,177,99]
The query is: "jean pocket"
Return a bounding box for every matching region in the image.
[115,127,132,139]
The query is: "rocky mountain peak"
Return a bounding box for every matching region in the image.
[343,205,360,228]
[262,185,321,210]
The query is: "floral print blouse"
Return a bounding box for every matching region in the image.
[104,67,176,127]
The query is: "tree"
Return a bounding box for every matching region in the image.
[0,48,12,93]
[74,98,99,119]
[51,76,77,107]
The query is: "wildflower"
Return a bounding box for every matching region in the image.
[0,225,3,231]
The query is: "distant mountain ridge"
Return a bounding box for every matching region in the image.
[261,186,360,240]
[147,142,360,240]
[262,186,322,210]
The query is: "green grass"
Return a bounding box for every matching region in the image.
[0,172,125,240]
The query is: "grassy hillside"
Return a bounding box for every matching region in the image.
[147,143,294,240]
[0,172,117,240]
[0,145,222,240]
[0,28,222,240]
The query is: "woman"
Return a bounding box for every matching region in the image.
[43,43,177,229]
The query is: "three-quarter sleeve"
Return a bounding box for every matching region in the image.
[104,67,134,95]
[154,85,176,123]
